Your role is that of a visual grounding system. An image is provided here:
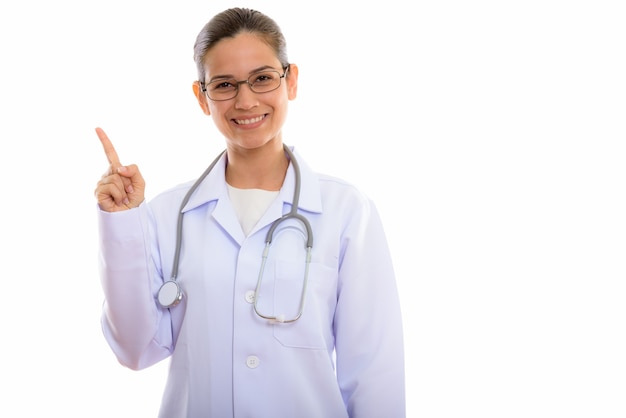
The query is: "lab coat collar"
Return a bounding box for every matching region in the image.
[180,146,323,215]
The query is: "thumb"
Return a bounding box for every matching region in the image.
[117,164,146,206]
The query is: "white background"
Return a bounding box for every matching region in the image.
[0,0,624,417]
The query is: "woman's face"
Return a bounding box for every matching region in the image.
[195,32,298,152]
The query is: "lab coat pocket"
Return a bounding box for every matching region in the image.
[273,260,336,350]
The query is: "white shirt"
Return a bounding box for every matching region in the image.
[98,147,405,418]
[227,184,279,236]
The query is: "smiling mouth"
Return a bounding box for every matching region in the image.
[234,115,266,125]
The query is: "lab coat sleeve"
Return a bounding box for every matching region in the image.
[334,198,406,417]
[97,202,172,370]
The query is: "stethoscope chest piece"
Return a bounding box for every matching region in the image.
[158,280,183,308]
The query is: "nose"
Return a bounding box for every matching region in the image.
[234,81,258,109]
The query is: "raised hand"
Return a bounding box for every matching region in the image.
[94,127,146,212]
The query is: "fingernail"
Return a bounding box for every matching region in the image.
[123,197,130,205]
[127,185,134,193]
[117,166,127,173]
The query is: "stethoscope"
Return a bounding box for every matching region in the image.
[157,145,313,323]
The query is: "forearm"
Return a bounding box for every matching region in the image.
[336,201,406,417]
[98,203,172,369]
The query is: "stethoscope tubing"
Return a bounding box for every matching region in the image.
[158,145,313,322]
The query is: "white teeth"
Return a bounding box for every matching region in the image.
[235,115,264,125]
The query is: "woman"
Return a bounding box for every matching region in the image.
[95,7,405,417]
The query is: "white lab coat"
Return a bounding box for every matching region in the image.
[98,147,405,418]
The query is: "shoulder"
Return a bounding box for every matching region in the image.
[317,172,364,195]
[147,180,196,213]
[292,147,375,213]
[316,172,375,213]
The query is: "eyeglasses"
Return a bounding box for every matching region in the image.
[201,66,290,101]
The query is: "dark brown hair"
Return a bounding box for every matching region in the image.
[193,8,289,83]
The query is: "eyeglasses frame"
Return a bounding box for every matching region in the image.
[200,65,290,101]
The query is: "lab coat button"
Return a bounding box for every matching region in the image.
[246,355,260,369]
[245,290,256,304]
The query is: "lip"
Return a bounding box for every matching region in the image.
[232,114,267,127]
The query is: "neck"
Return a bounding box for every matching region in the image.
[225,143,289,191]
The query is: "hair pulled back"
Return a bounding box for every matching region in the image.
[193,8,289,83]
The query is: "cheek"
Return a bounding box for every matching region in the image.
[211,112,230,132]
[274,96,290,121]
[208,103,227,121]
[208,107,232,136]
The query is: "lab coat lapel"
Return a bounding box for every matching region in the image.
[181,152,246,245]
[180,147,322,243]
[211,191,246,245]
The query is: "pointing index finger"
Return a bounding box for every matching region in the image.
[95,127,121,167]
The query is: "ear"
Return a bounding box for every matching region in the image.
[286,64,299,100]
[192,81,211,115]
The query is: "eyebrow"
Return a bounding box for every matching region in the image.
[207,65,279,83]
